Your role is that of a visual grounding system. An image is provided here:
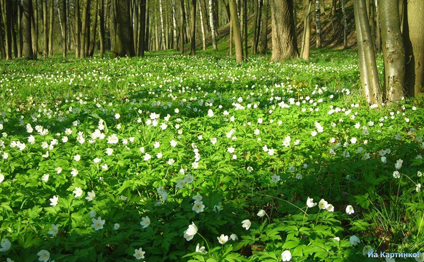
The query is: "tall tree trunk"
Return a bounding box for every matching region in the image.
[341,0,348,48]
[74,0,81,58]
[375,0,381,52]
[138,0,146,56]
[58,0,67,57]
[270,0,298,62]
[229,0,242,62]
[145,0,149,51]
[378,0,405,103]
[48,0,53,56]
[404,0,424,97]
[199,0,206,50]
[112,0,134,56]
[180,0,186,54]
[354,0,381,105]
[99,0,105,57]
[243,0,247,60]
[1,0,13,60]
[18,2,23,58]
[43,0,48,57]
[229,15,232,56]
[300,0,312,60]
[89,0,98,56]
[159,0,166,50]
[11,3,18,58]
[22,0,34,59]
[209,0,217,50]
[172,0,178,50]
[251,0,259,54]
[80,0,91,58]
[190,0,196,55]
[260,0,268,54]
[315,0,321,48]
[32,0,38,58]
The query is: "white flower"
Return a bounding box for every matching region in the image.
[418,171,423,177]
[42,174,49,182]
[133,247,145,260]
[196,243,207,254]
[192,200,205,213]
[217,234,229,245]
[207,109,214,117]
[184,222,198,241]
[307,197,317,208]
[73,187,83,198]
[170,140,177,147]
[93,158,101,164]
[71,168,78,177]
[0,174,4,184]
[168,159,175,165]
[271,174,280,183]
[395,159,403,170]
[311,131,317,137]
[281,250,292,261]
[416,184,421,193]
[143,153,151,161]
[346,205,354,215]
[55,167,62,174]
[393,171,400,179]
[326,204,334,212]
[0,238,11,252]
[193,195,203,202]
[184,174,194,184]
[89,210,96,218]
[230,233,238,241]
[140,216,151,228]
[114,223,120,230]
[50,195,59,206]
[362,245,373,256]
[37,250,50,262]
[74,154,81,161]
[210,137,217,144]
[282,136,291,147]
[48,224,58,236]
[415,252,424,262]
[315,122,324,133]
[105,148,113,155]
[349,235,360,246]
[227,146,235,153]
[257,209,266,217]
[85,190,96,201]
[91,216,105,231]
[318,199,328,210]
[107,134,119,144]
[241,219,251,230]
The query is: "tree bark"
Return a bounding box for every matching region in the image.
[404,0,424,97]
[354,0,381,105]
[243,0,247,60]
[22,0,34,59]
[229,0,242,62]
[209,0,217,50]
[251,0,259,54]
[341,0,348,48]
[48,0,53,56]
[172,0,178,50]
[190,0,196,55]
[199,0,206,50]
[99,0,105,56]
[378,0,405,103]
[43,0,48,57]
[315,0,321,48]
[138,0,146,56]
[260,0,268,54]
[74,0,81,58]
[59,0,66,57]
[270,0,298,62]
[159,0,166,50]
[300,0,312,60]
[1,0,13,60]
[180,0,186,54]
[112,0,134,56]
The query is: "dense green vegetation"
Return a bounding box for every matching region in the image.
[0,50,423,262]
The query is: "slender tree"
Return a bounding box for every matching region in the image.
[43,0,48,57]
[99,0,105,57]
[209,0,217,50]
[180,0,186,54]
[190,0,196,55]
[378,0,405,103]
[354,0,381,104]
[75,0,81,58]
[172,0,178,50]
[300,0,312,60]
[22,0,34,59]
[315,0,321,48]
[48,0,53,55]
[260,0,268,54]
[159,0,166,50]
[341,0,348,48]
[138,0,146,56]
[251,0,260,54]
[199,0,206,50]
[270,0,298,62]
[229,0,242,62]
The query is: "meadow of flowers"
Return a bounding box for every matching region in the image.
[0,50,423,261]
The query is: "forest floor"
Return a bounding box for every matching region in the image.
[0,49,423,261]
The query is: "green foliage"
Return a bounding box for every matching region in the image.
[0,50,423,261]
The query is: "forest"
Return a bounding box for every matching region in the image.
[0,0,424,261]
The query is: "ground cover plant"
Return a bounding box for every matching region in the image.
[0,50,423,262]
